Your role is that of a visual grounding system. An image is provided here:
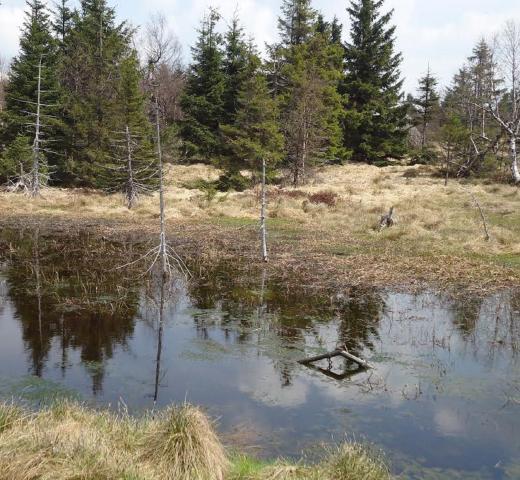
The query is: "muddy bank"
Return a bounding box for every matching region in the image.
[0,212,519,297]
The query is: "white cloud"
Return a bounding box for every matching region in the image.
[0,5,25,61]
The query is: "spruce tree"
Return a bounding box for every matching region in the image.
[221,15,250,125]
[1,0,60,182]
[101,51,156,201]
[180,8,225,163]
[52,0,74,47]
[412,66,440,150]
[278,0,316,46]
[221,52,284,178]
[342,0,408,164]
[59,0,135,186]
[272,1,347,184]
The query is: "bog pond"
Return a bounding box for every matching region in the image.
[0,226,519,479]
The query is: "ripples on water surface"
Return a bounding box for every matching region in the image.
[0,227,519,479]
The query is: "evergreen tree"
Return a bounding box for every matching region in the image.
[442,40,503,176]
[330,16,343,45]
[1,0,61,182]
[221,52,284,178]
[221,15,250,125]
[272,2,347,184]
[278,0,316,46]
[52,0,74,46]
[59,0,136,186]
[0,134,32,184]
[101,51,156,198]
[282,33,347,184]
[180,8,225,163]
[412,66,440,149]
[342,0,408,164]
[468,39,501,138]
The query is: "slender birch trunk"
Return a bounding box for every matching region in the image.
[31,55,43,198]
[260,158,268,263]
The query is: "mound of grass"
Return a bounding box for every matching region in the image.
[141,405,228,480]
[0,401,393,480]
[230,444,392,480]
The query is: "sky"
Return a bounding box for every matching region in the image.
[1,0,520,93]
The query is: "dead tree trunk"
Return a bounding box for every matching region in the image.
[379,207,395,231]
[260,158,268,263]
[125,125,138,209]
[154,90,168,278]
[31,55,43,198]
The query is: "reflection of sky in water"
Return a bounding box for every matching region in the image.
[0,234,519,479]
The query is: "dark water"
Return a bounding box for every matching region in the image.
[0,227,519,479]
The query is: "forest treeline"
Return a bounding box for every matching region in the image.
[0,0,520,195]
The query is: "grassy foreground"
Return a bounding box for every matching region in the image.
[0,401,391,480]
[1,162,520,292]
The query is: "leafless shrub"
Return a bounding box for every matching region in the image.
[309,190,338,207]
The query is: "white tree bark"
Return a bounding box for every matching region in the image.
[154,91,168,278]
[260,157,268,263]
[125,125,137,209]
[31,55,43,198]
[510,136,520,183]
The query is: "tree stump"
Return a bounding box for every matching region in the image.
[378,207,395,231]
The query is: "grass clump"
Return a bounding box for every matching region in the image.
[141,405,228,480]
[230,444,391,480]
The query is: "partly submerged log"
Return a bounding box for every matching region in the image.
[298,347,373,370]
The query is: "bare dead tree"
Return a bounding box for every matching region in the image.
[124,125,138,208]
[260,158,268,262]
[31,55,43,197]
[120,16,188,279]
[143,13,185,145]
[5,55,54,195]
[459,185,492,241]
[106,126,158,208]
[144,13,181,69]
[480,22,520,183]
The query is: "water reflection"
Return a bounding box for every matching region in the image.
[0,227,519,478]
[1,227,140,393]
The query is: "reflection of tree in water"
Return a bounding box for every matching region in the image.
[451,296,483,340]
[188,262,385,387]
[335,288,384,354]
[0,228,142,395]
[450,291,520,361]
[139,271,184,406]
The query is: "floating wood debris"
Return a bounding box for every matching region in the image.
[298,346,373,370]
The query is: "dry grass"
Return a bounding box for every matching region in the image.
[0,401,227,480]
[141,405,228,480]
[1,162,520,292]
[0,402,392,480]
